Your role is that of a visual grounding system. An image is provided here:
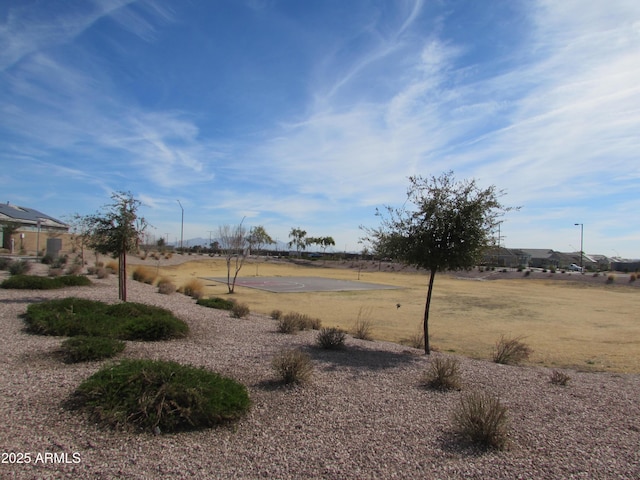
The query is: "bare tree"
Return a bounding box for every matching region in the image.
[218,219,249,293]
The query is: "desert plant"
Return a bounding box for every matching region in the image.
[8,259,31,275]
[403,330,425,350]
[179,278,205,299]
[230,302,250,318]
[271,349,313,384]
[61,336,125,363]
[48,267,63,277]
[549,370,571,386]
[0,257,11,270]
[1,275,91,290]
[492,335,532,365]
[96,267,109,279]
[629,273,637,283]
[316,327,346,350]
[68,359,251,432]
[351,306,374,340]
[132,266,157,284]
[197,297,235,310]
[105,260,119,273]
[606,274,615,284]
[23,297,188,340]
[157,277,176,295]
[41,253,55,265]
[270,309,283,320]
[65,262,83,275]
[452,391,509,450]
[421,356,462,391]
[276,312,322,334]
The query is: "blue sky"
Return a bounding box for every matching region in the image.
[1,0,639,257]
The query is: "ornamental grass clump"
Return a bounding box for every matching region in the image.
[132,265,157,285]
[230,302,250,318]
[8,259,31,275]
[157,277,176,295]
[271,349,313,385]
[61,336,125,363]
[277,312,322,334]
[549,369,571,386]
[492,335,532,365]
[316,327,346,350]
[351,306,374,341]
[68,359,251,433]
[179,278,205,299]
[452,391,509,450]
[421,356,462,391]
[23,297,188,340]
[197,297,235,310]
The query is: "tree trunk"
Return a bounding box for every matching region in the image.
[119,251,127,301]
[423,268,437,354]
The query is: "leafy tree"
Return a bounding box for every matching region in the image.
[288,227,307,256]
[363,171,515,354]
[1,221,21,251]
[218,220,248,293]
[247,225,274,254]
[82,192,148,301]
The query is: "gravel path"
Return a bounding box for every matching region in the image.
[1,266,639,479]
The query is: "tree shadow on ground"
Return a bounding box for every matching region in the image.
[301,343,424,372]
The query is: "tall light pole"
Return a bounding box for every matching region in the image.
[177,200,184,252]
[574,223,584,272]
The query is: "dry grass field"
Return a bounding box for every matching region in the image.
[136,255,640,373]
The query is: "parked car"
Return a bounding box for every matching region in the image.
[568,263,583,272]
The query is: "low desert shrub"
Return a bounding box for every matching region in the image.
[271,349,313,384]
[492,335,532,365]
[96,267,109,279]
[277,312,322,334]
[105,260,119,273]
[452,391,509,450]
[157,277,176,295]
[0,257,11,270]
[629,273,637,283]
[351,306,374,341]
[132,266,157,284]
[179,278,205,299]
[197,297,235,310]
[422,356,462,391]
[549,370,571,386]
[230,302,250,318]
[316,327,346,350]
[61,336,125,363]
[270,309,282,320]
[41,253,55,265]
[606,274,615,284]
[23,297,188,340]
[403,330,425,350]
[9,259,31,275]
[1,275,91,290]
[66,262,83,275]
[48,267,63,277]
[68,359,251,432]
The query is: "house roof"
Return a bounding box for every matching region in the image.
[0,203,68,229]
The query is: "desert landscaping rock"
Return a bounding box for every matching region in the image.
[0,259,638,478]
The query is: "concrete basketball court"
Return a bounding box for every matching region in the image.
[204,276,400,293]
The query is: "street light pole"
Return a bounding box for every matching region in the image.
[177,200,184,252]
[574,223,584,271]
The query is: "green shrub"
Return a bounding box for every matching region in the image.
[68,359,251,433]
[197,297,235,310]
[61,336,125,363]
[1,275,91,290]
[492,335,532,365]
[549,370,571,386]
[23,298,188,340]
[9,259,31,275]
[230,302,250,318]
[422,356,462,391]
[316,327,346,350]
[452,391,509,450]
[271,349,313,384]
[41,254,55,265]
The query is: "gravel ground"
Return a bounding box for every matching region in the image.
[1,263,639,479]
